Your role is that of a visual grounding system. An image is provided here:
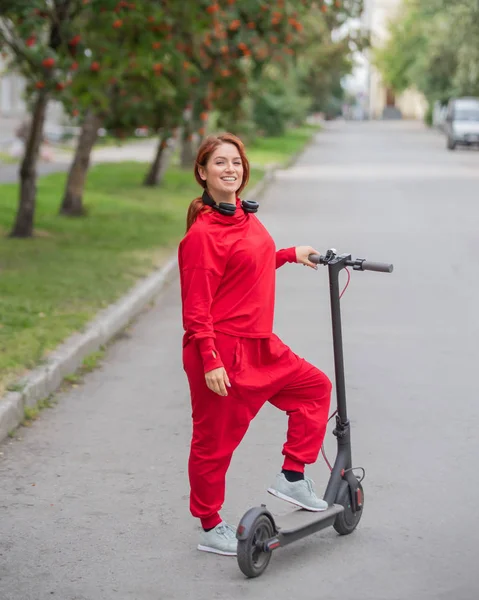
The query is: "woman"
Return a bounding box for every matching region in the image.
[179,133,332,556]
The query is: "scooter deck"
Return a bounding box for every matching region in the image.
[274,504,344,534]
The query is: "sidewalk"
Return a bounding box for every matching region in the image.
[53,138,159,165]
[0,138,158,183]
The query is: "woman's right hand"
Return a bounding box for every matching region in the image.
[205,367,231,396]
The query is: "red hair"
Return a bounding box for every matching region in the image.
[186,133,250,232]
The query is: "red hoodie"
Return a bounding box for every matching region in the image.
[178,201,296,372]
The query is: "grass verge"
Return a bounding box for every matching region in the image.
[0,124,319,394]
[248,124,319,166]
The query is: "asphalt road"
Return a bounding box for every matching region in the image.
[1,120,478,600]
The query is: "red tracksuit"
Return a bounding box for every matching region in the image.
[179,201,332,530]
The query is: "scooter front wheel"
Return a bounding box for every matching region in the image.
[333,480,364,535]
[237,514,274,578]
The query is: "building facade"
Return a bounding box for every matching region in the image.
[0,54,65,147]
[0,53,28,144]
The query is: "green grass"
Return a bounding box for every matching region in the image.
[61,349,106,388]
[0,125,317,393]
[248,124,320,167]
[23,405,40,424]
[81,349,105,373]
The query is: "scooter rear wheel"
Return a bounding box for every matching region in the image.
[237,514,274,578]
[333,480,364,535]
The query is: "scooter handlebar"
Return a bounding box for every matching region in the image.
[308,253,393,273]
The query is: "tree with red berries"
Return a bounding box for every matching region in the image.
[122,0,365,169]
[57,1,177,214]
[60,1,215,198]
[0,1,122,235]
[169,0,313,165]
[170,1,364,159]
[0,1,210,230]
[0,1,86,236]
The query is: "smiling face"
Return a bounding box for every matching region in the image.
[198,142,244,204]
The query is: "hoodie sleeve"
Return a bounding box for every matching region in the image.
[179,225,228,373]
[276,247,297,269]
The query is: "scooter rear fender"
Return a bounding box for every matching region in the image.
[236,506,277,540]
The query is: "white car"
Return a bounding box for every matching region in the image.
[444,97,479,150]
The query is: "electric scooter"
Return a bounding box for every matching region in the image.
[235,249,393,578]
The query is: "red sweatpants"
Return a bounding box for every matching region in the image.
[183,332,332,530]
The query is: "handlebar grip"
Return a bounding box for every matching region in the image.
[308,254,322,264]
[361,261,393,273]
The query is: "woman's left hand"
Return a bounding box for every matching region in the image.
[295,245,320,269]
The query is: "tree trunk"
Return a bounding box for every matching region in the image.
[143,131,175,186]
[180,121,195,169]
[60,110,102,216]
[10,92,49,238]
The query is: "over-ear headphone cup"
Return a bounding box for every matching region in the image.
[217,202,237,216]
[201,190,259,216]
[241,200,259,213]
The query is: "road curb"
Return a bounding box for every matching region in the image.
[0,256,179,444]
[0,165,279,444]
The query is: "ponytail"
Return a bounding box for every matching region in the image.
[186,197,208,232]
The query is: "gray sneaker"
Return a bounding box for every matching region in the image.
[197,522,237,556]
[267,473,328,511]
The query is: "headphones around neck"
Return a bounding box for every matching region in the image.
[202,190,259,216]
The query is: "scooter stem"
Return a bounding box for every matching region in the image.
[327,255,351,425]
[323,255,353,505]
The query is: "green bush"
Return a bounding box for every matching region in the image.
[252,73,311,137]
[424,103,434,127]
[253,93,289,136]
